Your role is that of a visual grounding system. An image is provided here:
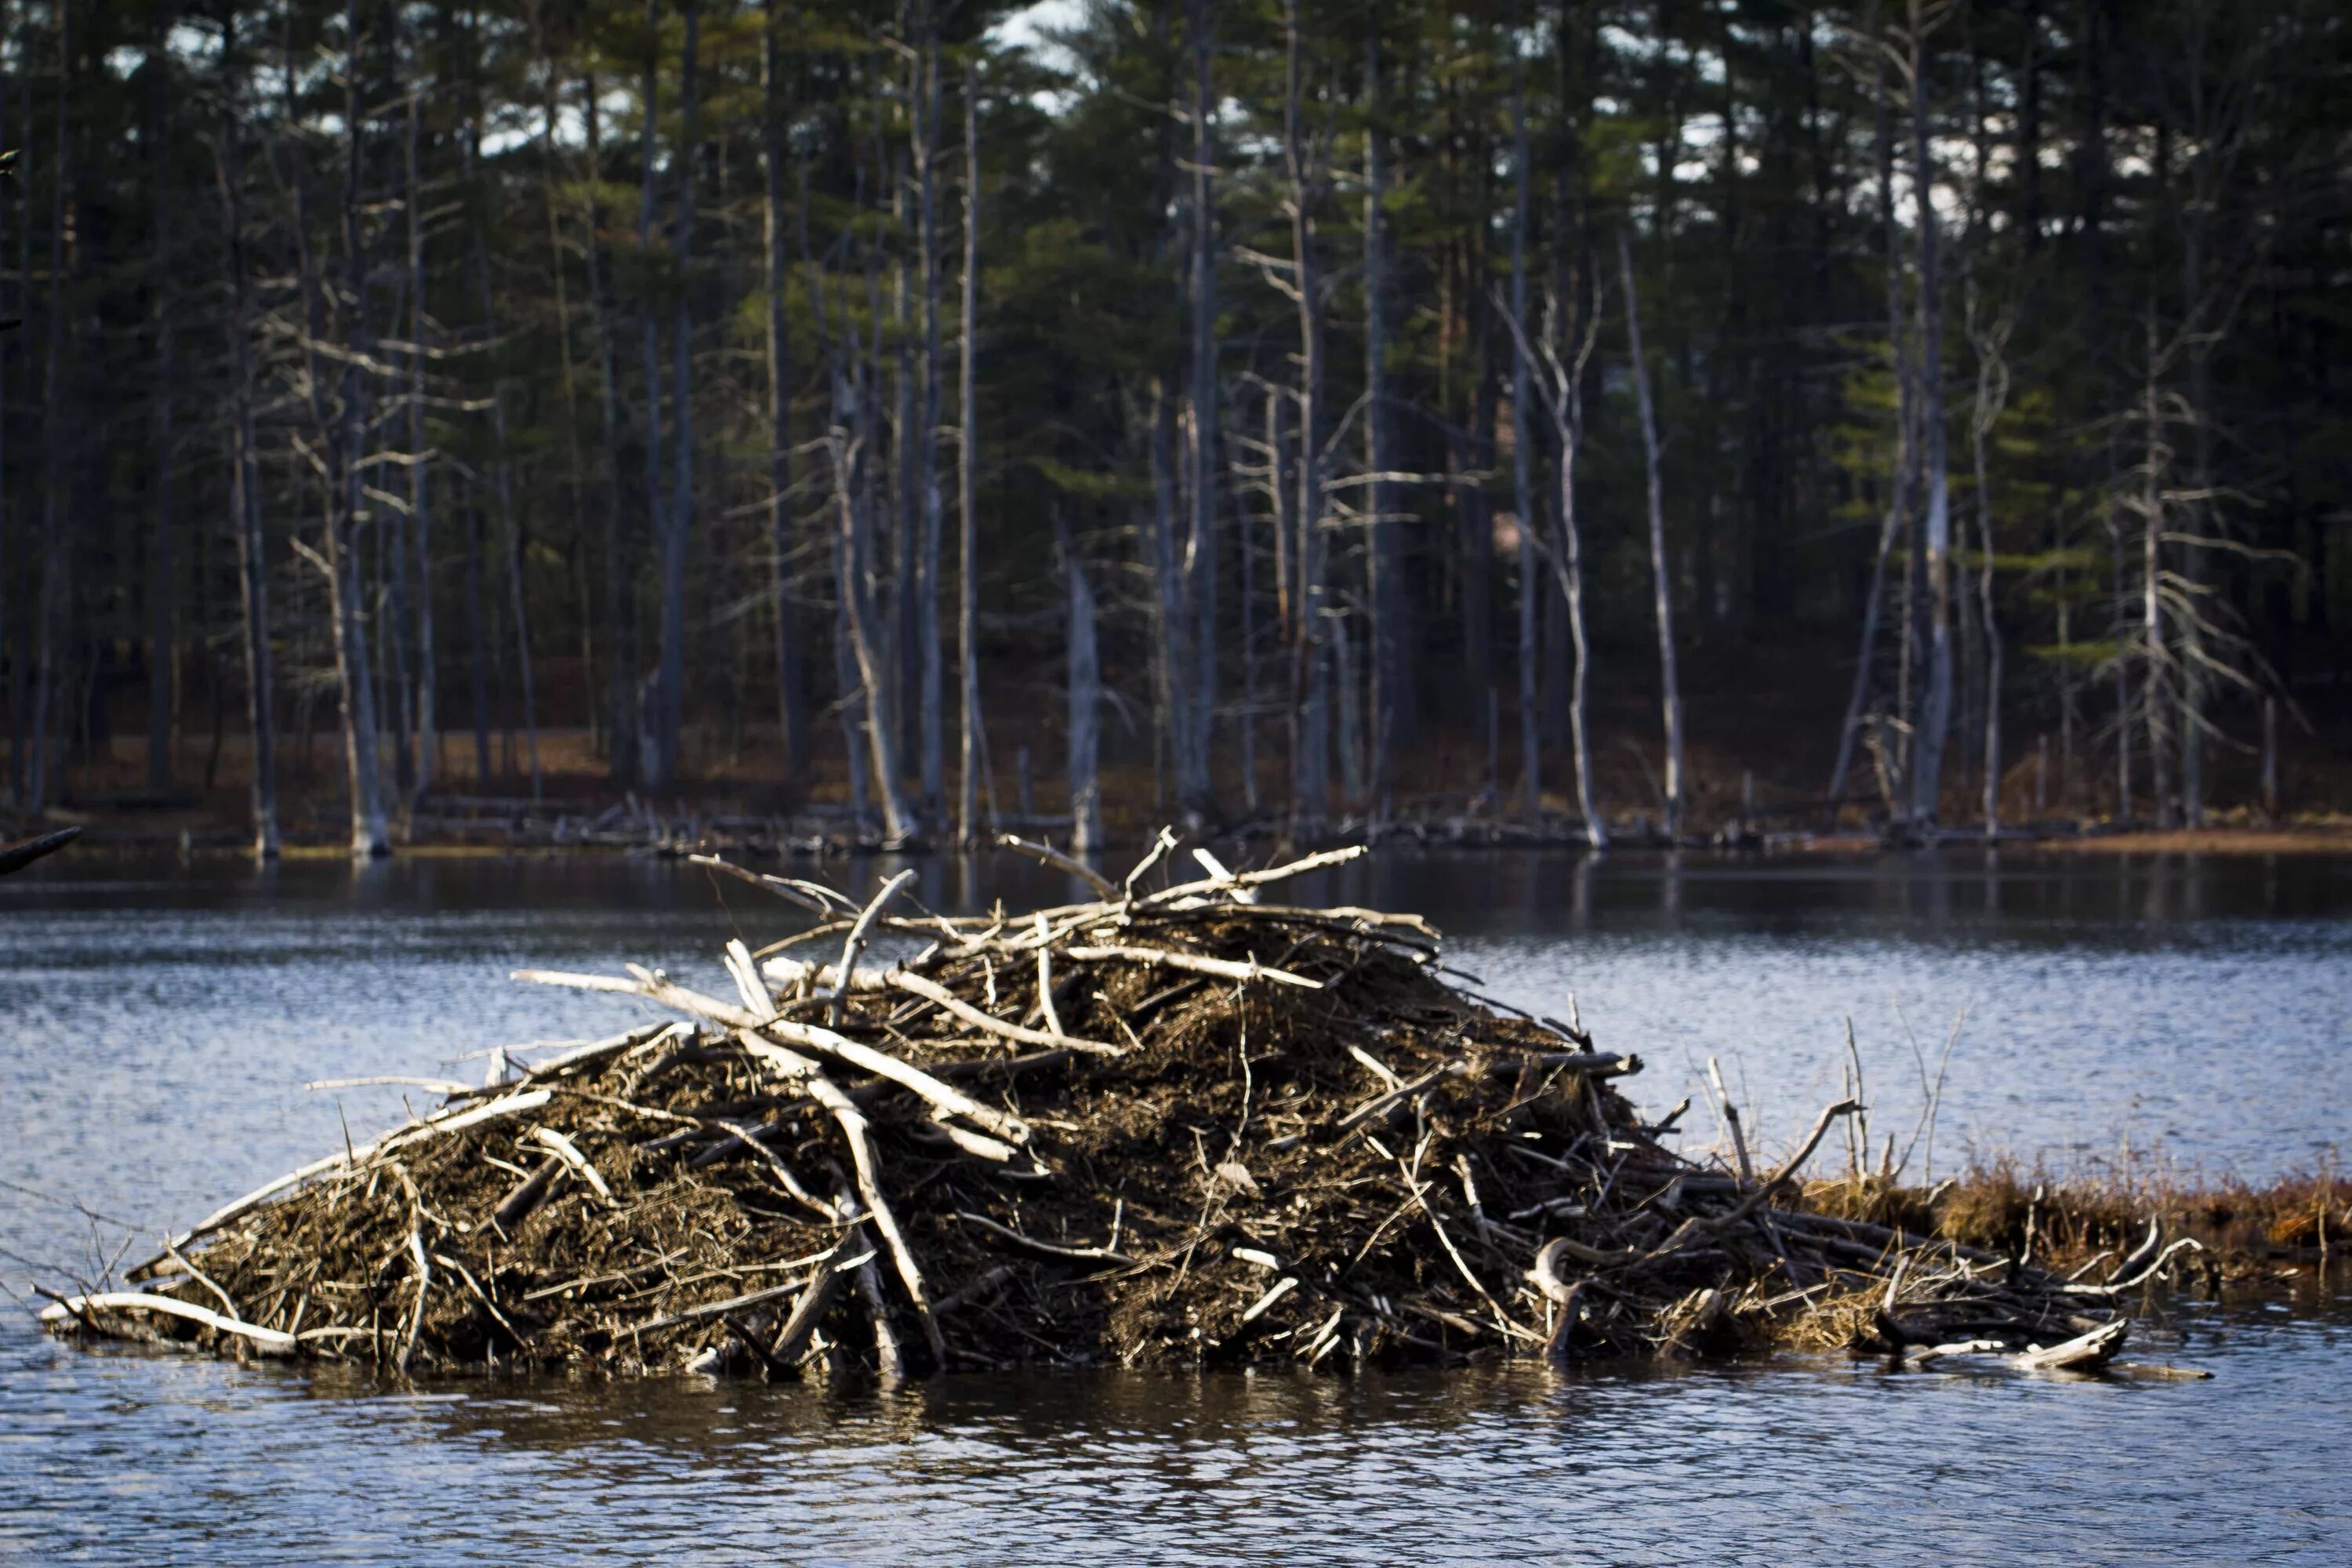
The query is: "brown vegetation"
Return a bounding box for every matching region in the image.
[40,844,2168,1380]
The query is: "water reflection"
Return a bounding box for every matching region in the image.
[3,848,2350,1560]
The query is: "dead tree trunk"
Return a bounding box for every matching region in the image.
[1548,304,1604,851]
[832,285,917,845]
[326,0,389,856]
[1830,39,1916,812]
[1968,281,2011,838]
[1618,228,1681,839]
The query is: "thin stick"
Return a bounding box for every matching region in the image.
[832,869,916,1025]
[1034,912,1066,1038]
[996,833,1116,897]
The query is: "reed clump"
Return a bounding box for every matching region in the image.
[39,839,2180,1381]
[1806,1160,2344,1283]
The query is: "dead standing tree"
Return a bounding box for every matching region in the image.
[1499,279,1607,850]
[1617,227,1682,840]
[282,0,390,857]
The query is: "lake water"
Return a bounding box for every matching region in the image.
[3,848,2349,1563]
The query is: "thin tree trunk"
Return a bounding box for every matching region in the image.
[2107,485,2132,822]
[463,480,492,787]
[146,16,178,791]
[382,72,417,801]
[1461,322,1496,705]
[1280,1,1330,833]
[1508,47,1537,822]
[215,60,280,856]
[2140,307,2171,828]
[27,4,69,808]
[1907,2,1955,829]
[1332,601,1361,806]
[915,36,946,822]
[1242,387,1264,813]
[634,5,666,789]
[404,59,434,801]
[326,0,389,855]
[1146,382,1202,828]
[651,0,702,795]
[1187,0,1220,819]
[582,71,633,786]
[1618,228,1681,838]
[467,103,539,804]
[1056,509,1102,855]
[1830,38,1915,811]
[955,64,984,843]
[1970,289,2009,840]
[1363,33,1407,801]
[1549,327,1604,851]
[761,0,808,775]
[832,362,916,846]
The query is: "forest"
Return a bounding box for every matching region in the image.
[0,0,2343,854]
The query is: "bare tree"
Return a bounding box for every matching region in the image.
[1829,19,1917,815]
[1501,281,1607,849]
[830,273,917,845]
[1965,278,2012,837]
[281,0,389,855]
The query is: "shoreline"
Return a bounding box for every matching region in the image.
[10,808,2350,863]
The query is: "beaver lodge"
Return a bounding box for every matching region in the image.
[40,838,2183,1381]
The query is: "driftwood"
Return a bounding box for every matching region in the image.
[43,836,2159,1381]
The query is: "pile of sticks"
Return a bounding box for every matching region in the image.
[39,835,2156,1379]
